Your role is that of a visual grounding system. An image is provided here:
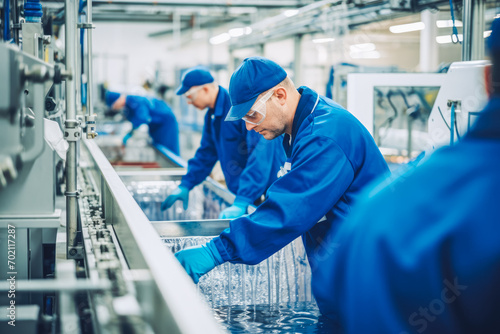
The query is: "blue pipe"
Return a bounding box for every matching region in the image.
[79,0,87,108]
[450,103,455,145]
[80,21,87,107]
[3,0,10,41]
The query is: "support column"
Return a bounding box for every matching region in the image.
[420,10,438,72]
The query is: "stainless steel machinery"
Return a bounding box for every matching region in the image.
[0,0,224,331]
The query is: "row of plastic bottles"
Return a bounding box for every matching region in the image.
[126,180,230,221]
[162,236,313,308]
[126,178,318,332]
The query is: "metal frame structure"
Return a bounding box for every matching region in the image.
[80,139,224,333]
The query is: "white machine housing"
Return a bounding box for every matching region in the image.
[428,60,489,150]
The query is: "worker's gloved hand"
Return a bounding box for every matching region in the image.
[219,199,249,219]
[122,131,133,146]
[175,240,224,284]
[161,186,189,211]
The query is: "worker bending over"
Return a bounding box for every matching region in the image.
[161,66,285,219]
[106,92,180,155]
[174,57,390,318]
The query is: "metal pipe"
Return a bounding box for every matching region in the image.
[84,0,98,139]
[461,0,471,61]
[0,279,111,292]
[250,0,335,31]
[86,0,94,117]
[462,0,485,61]
[230,2,395,50]
[65,0,79,259]
[419,9,438,72]
[473,0,485,60]
[9,0,20,44]
[65,0,77,135]
[90,0,305,7]
[293,34,303,85]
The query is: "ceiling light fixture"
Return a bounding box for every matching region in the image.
[283,9,299,17]
[209,33,230,45]
[228,28,245,37]
[312,37,335,44]
[389,22,425,33]
[436,20,463,28]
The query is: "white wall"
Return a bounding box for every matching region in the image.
[93,22,234,91]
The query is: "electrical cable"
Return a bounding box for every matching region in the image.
[437,106,451,130]
[377,90,399,146]
[454,114,461,140]
[396,89,410,109]
[449,0,460,44]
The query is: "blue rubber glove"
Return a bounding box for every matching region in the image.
[122,131,133,146]
[219,198,249,219]
[175,240,224,284]
[161,186,189,211]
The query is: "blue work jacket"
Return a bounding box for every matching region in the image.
[125,95,180,155]
[212,87,389,311]
[321,98,500,333]
[180,86,285,204]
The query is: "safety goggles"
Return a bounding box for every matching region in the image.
[184,85,204,101]
[242,90,274,125]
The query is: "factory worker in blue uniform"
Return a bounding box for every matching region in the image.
[161,66,285,219]
[315,19,500,334]
[105,92,180,155]
[174,58,389,313]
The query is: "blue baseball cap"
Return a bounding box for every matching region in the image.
[226,57,287,121]
[488,18,500,54]
[105,91,120,107]
[176,66,214,95]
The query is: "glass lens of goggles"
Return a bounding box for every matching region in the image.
[242,90,274,125]
[184,85,204,101]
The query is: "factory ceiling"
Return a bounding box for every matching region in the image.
[41,0,499,50]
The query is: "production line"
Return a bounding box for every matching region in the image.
[78,135,318,332]
[1,0,499,333]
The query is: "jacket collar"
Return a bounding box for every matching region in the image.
[283,86,319,156]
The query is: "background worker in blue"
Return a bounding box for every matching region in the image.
[161,66,285,219]
[316,19,500,334]
[173,57,389,312]
[105,91,180,155]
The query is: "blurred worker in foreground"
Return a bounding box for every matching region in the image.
[313,19,500,333]
[174,58,390,313]
[160,66,285,219]
[105,92,180,155]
